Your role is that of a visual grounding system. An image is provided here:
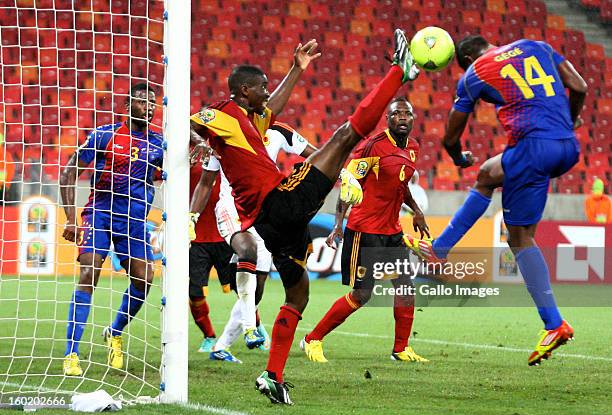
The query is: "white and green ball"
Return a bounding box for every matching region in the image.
[409,26,455,72]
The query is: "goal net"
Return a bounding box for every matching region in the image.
[0,0,189,405]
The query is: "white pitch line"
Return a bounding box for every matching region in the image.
[178,401,250,415]
[295,326,612,362]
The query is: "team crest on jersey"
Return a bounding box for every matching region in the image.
[356,161,369,177]
[198,108,216,124]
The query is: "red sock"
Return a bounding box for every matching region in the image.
[189,297,215,338]
[306,293,361,342]
[348,65,404,138]
[393,296,414,353]
[255,308,261,327]
[266,305,301,383]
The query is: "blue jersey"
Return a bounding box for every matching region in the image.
[78,122,164,220]
[453,39,574,145]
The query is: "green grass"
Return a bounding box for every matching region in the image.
[0,276,611,414]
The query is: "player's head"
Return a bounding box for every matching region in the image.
[228,65,270,115]
[386,97,415,138]
[126,83,156,128]
[456,35,492,70]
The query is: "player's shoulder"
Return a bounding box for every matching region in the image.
[147,129,164,142]
[192,100,241,127]
[359,130,388,155]
[87,122,122,141]
[92,122,123,134]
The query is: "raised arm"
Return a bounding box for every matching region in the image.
[442,108,474,168]
[59,153,89,242]
[557,60,588,126]
[266,40,321,115]
[404,185,430,239]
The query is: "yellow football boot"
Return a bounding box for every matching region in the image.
[391,346,429,362]
[300,337,328,363]
[63,352,83,376]
[103,327,124,369]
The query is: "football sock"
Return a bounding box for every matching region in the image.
[306,293,361,342]
[393,295,415,353]
[65,290,92,356]
[189,296,215,338]
[433,189,491,259]
[236,260,257,332]
[110,283,146,336]
[214,299,243,351]
[515,246,563,330]
[266,305,301,383]
[348,65,404,138]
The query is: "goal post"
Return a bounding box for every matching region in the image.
[160,0,190,404]
[0,0,189,405]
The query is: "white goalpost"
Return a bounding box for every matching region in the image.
[0,0,189,406]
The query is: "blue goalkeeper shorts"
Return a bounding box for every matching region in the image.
[501,137,579,226]
[78,211,153,263]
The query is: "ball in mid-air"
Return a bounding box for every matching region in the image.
[409,27,455,72]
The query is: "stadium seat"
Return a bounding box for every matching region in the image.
[546,14,566,30]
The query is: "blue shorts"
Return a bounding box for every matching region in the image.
[78,211,153,263]
[501,137,579,226]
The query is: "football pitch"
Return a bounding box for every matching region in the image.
[0,277,611,414]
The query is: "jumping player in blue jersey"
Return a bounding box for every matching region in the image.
[60,83,164,376]
[406,36,588,365]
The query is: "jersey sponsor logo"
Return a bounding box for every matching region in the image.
[198,108,216,124]
[356,161,369,177]
[493,47,524,62]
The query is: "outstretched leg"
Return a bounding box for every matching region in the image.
[431,153,504,259]
[307,30,415,182]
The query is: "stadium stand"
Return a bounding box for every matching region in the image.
[0,0,609,193]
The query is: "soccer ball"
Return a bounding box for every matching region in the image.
[409,27,455,72]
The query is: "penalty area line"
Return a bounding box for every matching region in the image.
[295,326,612,363]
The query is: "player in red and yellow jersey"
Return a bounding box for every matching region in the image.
[188,154,235,354]
[301,97,430,363]
[191,30,420,405]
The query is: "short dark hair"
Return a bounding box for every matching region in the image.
[128,83,155,102]
[456,35,489,70]
[228,65,265,93]
[388,96,414,113]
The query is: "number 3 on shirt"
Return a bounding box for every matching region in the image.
[500,56,556,99]
[130,146,139,161]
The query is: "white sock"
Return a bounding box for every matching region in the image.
[213,300,242,351]
[235,271,257,332]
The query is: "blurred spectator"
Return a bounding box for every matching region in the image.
[584,178,611,224]
[0,132,15,203]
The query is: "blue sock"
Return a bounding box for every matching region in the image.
[65,290,92,356]
[110,283,147,336]
[432,189,491,258]
[515,246,563,330]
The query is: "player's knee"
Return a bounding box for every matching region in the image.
[333,122,360,149]
[232,239,257,262]
[78,264,96,288]
[351,289,372,306]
